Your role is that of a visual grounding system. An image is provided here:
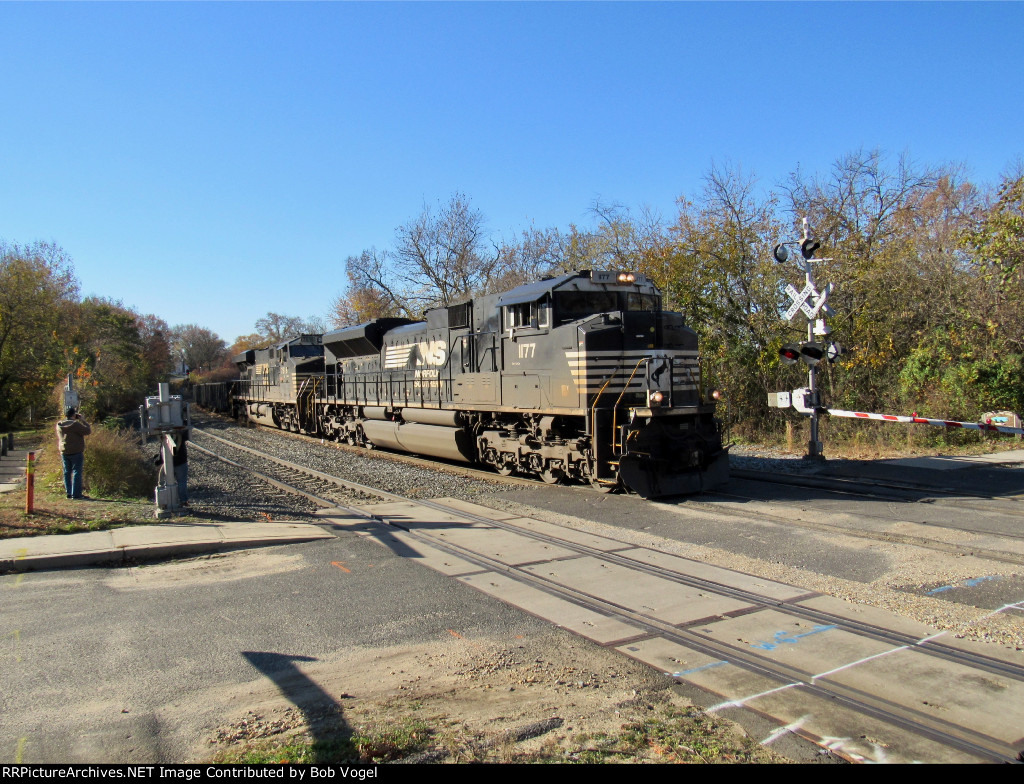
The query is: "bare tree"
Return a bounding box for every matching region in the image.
[488,225,566,293]
[332,250,406,324]
[391,193,497,311]
[254,312,307,344]
[170,324,228,373]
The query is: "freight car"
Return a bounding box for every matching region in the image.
[193,379,238,414]
[219,271,728,497]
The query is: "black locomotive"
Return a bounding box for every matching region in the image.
[197,270,728,497]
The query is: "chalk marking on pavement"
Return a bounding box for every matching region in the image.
[760,714,811,746]
[666,660,728,678]
[706,682,799,713]
[928,575,1000,595]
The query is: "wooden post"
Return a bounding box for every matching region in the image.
[25,451,35,515]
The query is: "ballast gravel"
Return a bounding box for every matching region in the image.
[192,416,516,504]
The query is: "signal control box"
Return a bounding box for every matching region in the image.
[767,388,814,414]
[767,391,791,408]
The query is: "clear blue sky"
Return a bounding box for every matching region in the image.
[2,1,1021,346]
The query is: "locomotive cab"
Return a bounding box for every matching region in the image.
[237,334,325,432]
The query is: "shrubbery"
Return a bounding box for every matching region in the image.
[83,424,155,498]
[39,422,154,499]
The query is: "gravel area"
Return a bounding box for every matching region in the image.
[184,443,325,523]
[192,415,523,504]
[727,443,827,475]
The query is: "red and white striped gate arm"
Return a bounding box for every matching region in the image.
[826,408,1024,437]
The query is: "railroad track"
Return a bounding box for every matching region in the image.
[196,420,1024,567]
[207,416,546,491]
[190,428,1024,764]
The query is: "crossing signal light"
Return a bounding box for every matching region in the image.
[800,342,825,366]
[800,237,821,259]
[780,342,829,366]
[779,343,801,365]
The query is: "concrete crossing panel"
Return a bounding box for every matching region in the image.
[460,570,646,644]
[620,548,811,602]
[521,556,754,625]
[422,526,581,566]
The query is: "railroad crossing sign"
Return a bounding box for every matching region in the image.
[784,281,835,322]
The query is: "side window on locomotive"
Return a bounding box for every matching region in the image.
[504,301,549,332]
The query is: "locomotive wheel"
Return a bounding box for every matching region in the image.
[540,467,563,485]
[496,463,515,476]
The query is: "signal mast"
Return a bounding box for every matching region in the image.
[772,218,841,459]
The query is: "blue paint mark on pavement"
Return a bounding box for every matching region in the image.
[927,575,1000,595]
[669,660,728,678]
[751,624,836,651]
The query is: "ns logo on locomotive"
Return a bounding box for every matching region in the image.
[196,271,728,498]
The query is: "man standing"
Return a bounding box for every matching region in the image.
[56,407,91,500]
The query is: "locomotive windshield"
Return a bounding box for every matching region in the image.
[289,345,323,358]
[554,291,661,323]
[627,293,660,312]
[555,291,618,323]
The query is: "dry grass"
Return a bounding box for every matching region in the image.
[738,417,1023,461]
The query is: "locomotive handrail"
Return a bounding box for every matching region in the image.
[588,369,621,481]
[610,358,648,453]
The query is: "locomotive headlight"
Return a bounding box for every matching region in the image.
[711,389,723,401]
[617,272,636,283]
[649,391,665,406]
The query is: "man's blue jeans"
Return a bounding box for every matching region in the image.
[62,452,84,499]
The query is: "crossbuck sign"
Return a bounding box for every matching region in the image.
[784,281,835,322]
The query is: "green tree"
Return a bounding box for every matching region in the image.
[961,173,1024,288]
[65,298,150,419]
[0,241,79,427]
[662,165,789,433]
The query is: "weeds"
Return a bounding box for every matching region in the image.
[218,718,435,764]
[0,422,157,538]
[213,706,781,765]
[81,425,154,498]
